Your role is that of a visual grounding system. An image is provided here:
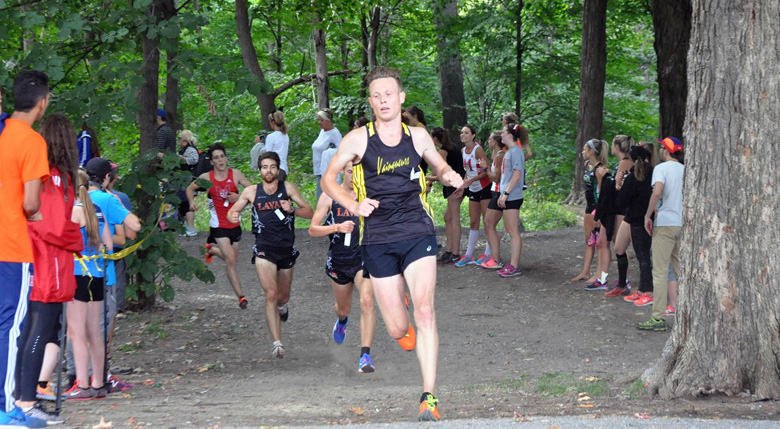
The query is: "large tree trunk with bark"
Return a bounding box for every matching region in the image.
[435,0,468,146]
[138,1,163,154]
[162,0,179,131]
[235,0,276,130]
[652,0,691,139]
[643,0,780,400]
[515,0,524,116]
[313,13,329,110]
[564,0,607,205]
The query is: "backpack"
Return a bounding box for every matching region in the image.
[192,147,213,177]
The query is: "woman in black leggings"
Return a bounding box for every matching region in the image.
[616,142,658,304]
[14,114,83,423]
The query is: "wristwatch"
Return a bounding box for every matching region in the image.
[503,191,510,196]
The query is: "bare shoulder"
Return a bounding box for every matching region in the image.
[409,125,433,143]
[338,127,368,162]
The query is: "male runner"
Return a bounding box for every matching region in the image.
[186,143,252,309]
[321,67,464,421]
[228,151,312,358]
[308,163,377,373]
[0,71,51,428]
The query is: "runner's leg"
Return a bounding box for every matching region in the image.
[354,275,376,349]
[215,237,243,298]
[403,255,438,394]
[255,258,281,342]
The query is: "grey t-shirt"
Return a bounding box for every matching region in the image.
[499,145,525,201]
[652,160,684,226]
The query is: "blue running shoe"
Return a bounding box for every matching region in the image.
[454,255,475,267]
[0,407,47,428]
[358,353,375,373]
[474,254,489,265]
[332,316,348,344]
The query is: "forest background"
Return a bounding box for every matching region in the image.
[0,0,659,232]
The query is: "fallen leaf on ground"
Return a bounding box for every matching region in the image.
[126,417,136,424]
[585,376,599,381]
[634,413,651,419]
[513,411,522,418]
[350,407,365,415]
[578,392,589,397]
[143,379,154,386]
[579,404,595,408]
[92,417,112,428]
[577,396,591,402]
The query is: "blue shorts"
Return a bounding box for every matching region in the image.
[362,235,438,279]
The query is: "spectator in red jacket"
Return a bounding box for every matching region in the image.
[14,113,83,423]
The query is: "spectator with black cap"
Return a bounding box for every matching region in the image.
[156,108,176,157]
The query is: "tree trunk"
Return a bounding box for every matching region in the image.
[162,0,179,131]
[652,0,691,139]
[138,1,162,154]
[435,0,468,146]
[359,13,369,107]
[515,0,524,116]
[313,13,329,110]
[235,0,276,129]
[564,0,607,205]
[643,0,780,400]
[367,6,380,70]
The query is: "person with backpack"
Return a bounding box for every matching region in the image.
[178,130,199,236]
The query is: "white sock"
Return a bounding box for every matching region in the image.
[485,242,492,257]
[466,230,479,258]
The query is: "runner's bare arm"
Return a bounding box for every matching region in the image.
[412,127,464,189]
[186,172,209,211]
[473,147,489,181]
[307,193,335,238]
[322,129,378,217]
[23,179,43,219]
[283,182,313,219]
[233,169,253,188]
[227,185,256,224]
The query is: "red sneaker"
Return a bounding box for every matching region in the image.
[204,243,214,263]
[624,290,642,302]
[605,286,628,297]
[633,293,654,307]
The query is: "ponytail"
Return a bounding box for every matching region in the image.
[77,169,101,251]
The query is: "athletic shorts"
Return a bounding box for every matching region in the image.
[253,244,299,270]
[74,275,105,302]
[442,185,457,199]
[502,198,524,210]
[465,185,492,202]
[585,204,597,215]
[362,235,438,279]
[207,227,242,245]
[326,257,365,285]
[487,191,503,211]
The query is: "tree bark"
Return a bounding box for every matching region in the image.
[652,0,691,139]
[313,12,329,110]
[162,0,179,131]
[564,0,607,205]
[435,0,468,146]
[643,0,780,400]
[515,0,524,116]
[367,6,380,70]
[235,0,276,130]
[138,0,163,154]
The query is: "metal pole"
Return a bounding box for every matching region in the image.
[54,310,66,415]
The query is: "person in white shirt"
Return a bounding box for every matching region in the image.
[265,111,290,181]
[311,108,342,199]
[638,136,685,332]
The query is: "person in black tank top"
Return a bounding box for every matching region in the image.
[308,164,377,374]
[227,151,313,360]
[320,67,465,422]
[428,127,465,264]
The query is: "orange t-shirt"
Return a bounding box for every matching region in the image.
[0,118,50,262]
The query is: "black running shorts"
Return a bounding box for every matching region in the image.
[362,235,438,279]
[207,227,242,245]
[465,185,492,202]
[326,257,365,285]
[74,275,105,303]
[253,244,299,270]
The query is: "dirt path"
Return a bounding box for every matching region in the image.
[62,227,779,427]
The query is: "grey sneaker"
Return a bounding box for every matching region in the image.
[277,304,289,322]
[25,402,65,425]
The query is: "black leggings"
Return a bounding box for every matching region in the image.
[15,301,62,402]
[630,223,653,293]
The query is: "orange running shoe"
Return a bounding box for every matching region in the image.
[397,322,416,351]
[418,392,440,421]
[204,243,214,263]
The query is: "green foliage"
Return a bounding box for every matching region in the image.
[118,151,215,303]
[535,373,609,397]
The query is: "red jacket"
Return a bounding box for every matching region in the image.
[27,167,84,303]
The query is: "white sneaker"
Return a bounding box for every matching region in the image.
[272,341,285,359]
[186,228,197,237]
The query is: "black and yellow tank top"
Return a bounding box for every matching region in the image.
[353,122,435,245]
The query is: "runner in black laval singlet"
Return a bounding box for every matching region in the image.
[327,199,361,262]
[352,122,435,245]
[251,180,296,250]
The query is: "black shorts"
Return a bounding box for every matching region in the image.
[326,257,365,285]
[253,244,299,269]
[442,185,456,199]
[487,191,503,211]
[465,185,492,202]
[503,198,524,210]
[207,227,242,245]
[74,275,105,302]
[585,204,597,215]
[363,235,438,279]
